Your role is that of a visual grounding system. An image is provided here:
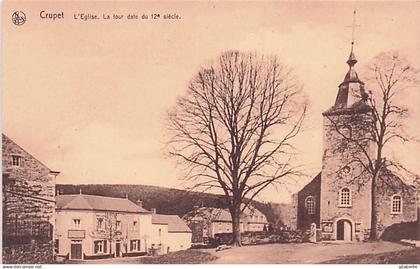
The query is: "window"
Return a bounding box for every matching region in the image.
[133,221,138,230]
[11,155,22,167]
[130,240,140,252]
[158,228,162,237]
[96,218,104,230]
[116,220,121,231]
[54,239,59,254]
[305,196,315,215]
[94,240,104,254]
[342,165,351,174]
[73,219,81,229]
[339,188,352,207]
[391,195,402,214]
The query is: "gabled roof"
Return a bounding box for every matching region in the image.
[152,214,192,233]
[56,194,150,213]
[2,133,59,174]
[183,206,267,223]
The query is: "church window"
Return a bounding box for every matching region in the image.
[391,195,402,214]
[339,188,351,207]
[305,196,315,215]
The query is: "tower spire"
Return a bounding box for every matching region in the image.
[324,9,369,112]
[344,9,360,82]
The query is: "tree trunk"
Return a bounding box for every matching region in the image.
[370,173,378,240]
[232,211,242,247]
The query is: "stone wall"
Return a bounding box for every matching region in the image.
[296,173,321,230]
[320,112,373,241]
[319,111,417,241]
[2,242,54,264]
[2,134,57,263]
[375,176,417,238]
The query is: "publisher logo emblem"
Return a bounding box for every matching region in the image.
[12,11,26,26]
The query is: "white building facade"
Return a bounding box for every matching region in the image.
[55,194,191,260]
[151,214,192,255]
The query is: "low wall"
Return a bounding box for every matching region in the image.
[211,231,309,246]
[2,242,54,264]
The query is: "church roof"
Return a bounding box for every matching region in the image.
[343,47,360,84]
[323,45,371,116]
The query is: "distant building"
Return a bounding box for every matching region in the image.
[151,213,192,254]
[55,194,191,261]
[183,206,268,243]
[2,134,59,264]
[291,46,418,241]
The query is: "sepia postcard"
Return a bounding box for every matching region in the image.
[2,1,420,267]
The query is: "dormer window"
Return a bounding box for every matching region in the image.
[11,155,22,167]
[339,188,352,207]
[391,195,402,214]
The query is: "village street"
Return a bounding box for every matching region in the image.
[206,242,413,264]
[72,241,415,264]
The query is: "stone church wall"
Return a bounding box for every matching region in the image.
[375,182,417,238]
[296,173,321,230]
[2,134,56,264]
[320,112,373,241]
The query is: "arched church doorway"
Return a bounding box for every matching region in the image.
[336,219,352,241]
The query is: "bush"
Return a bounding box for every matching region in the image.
[209,230,308,246]
[380,221,417,241]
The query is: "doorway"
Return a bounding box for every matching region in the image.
[336,219,352,241]
[115,242,121,257]
[70,242,82,260]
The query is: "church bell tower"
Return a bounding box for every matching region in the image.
[319,13,374,241]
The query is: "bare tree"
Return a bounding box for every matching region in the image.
[93,212,122,256]
[167,51,306,246]
[325,51,419,240]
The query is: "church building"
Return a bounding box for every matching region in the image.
[292,45,418,242]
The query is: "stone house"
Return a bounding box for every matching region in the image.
[2,134,59,264]
[183,206,268,243]
[55,193,191,261]
[292,48,418,241]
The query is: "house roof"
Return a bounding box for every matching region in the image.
[56,194,150,213]
[152,214,192,233]
[2,133,59,174]
[183,206,267,223]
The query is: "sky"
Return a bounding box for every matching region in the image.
[3,1,420,203]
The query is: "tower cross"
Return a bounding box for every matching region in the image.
[346,10,361,46]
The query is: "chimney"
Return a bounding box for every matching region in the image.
[136,199,143,208]
[151,208,156,214]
